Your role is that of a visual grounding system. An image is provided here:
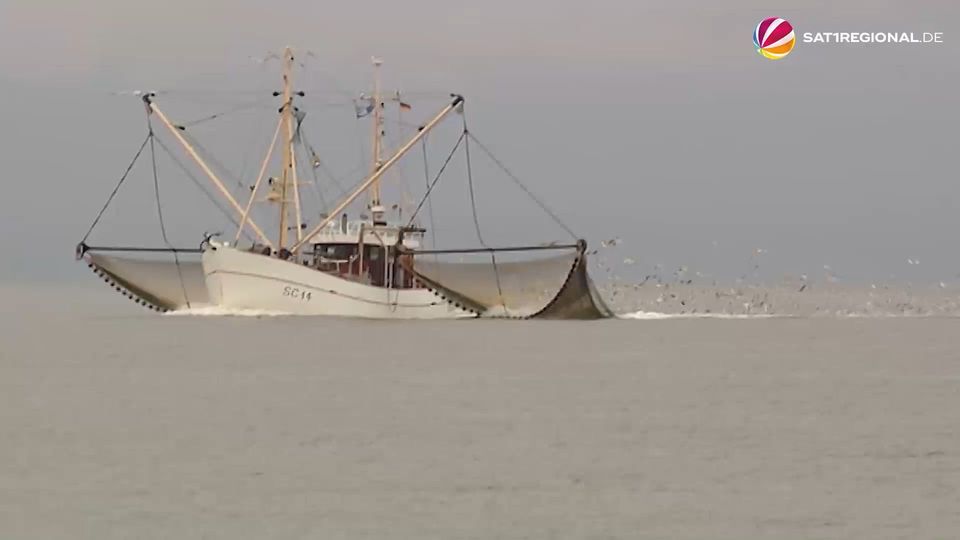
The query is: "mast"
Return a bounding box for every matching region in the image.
[369,57,385,223]
[277,46,302,252]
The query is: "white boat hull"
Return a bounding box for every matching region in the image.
[202,245,474,319]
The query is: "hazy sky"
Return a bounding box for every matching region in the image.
[1,0,958,283]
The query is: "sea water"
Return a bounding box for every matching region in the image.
[1,282,959,539]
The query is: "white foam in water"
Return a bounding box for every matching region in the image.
[618,311,780,320]
[164,305,292,317]
[171,306,782,320]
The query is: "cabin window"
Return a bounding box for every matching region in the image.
[314,244,355,260]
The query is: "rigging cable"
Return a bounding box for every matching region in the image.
[152,136,255,243]
[236,99,275,186]
[146,117,192,309]
[80,133,152,246]
[352,108,367,190]
[295,135,328,218]
[466,131,578,241]
[300,130,349,198]
[420,137,438,249]
[461,114,507,313]
[179,96,274,128]
[178,128,248,191]
[406,131,465,227]
[382,117,417,220]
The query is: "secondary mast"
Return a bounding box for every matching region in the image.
[291,94,464,253]
[369,57,386,224]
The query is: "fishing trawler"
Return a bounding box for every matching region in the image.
[77,48,610,319]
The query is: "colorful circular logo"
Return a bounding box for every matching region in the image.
[754,17,796,60]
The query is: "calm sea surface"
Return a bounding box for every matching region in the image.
[1,284,959,539]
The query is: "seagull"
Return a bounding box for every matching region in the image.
[112,89,162,97]
[249,52,282,65]
[600,238,621,248]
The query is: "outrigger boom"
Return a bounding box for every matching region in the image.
[289,94,464,253]
[143,95,274,248]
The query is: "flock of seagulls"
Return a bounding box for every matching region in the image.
[591,239,959,317]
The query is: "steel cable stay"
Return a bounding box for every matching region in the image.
[147,117,193,309]
[177,128,248,192]
[152,137,254,243]
[293,134,328,220]
[405,131,466,227]
[402,112,584,317]
[78,133,152,250]
[299,129,350,199]
[404,120,579,243]
[465,131,578,241]
[380,116,424,224]
[420,137,438,249]
[461,114,508,314]
[235,99,277,187]
[77,121,253,259]
[292,60,369,181]
[415,119,595,318]
[179,95,275,128]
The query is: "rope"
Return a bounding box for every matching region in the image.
[147,119,192,309]
[466,131,578,240]
[381,116,416,218]
[406,131,465,227]
[420,137,438,249]
[463,126,485,245]
[180,96,273,128]
[462,115,507,313]
[236,98,274,186]
[353,104,367,188]
[178,128,247,191]
[295,135,328,218]
[80,134,151,244]
[153,136,254,243]
[300,130,349,198]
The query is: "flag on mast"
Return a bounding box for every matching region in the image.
[354,94,375,118]
[393,90,411,111]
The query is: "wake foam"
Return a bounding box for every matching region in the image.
[603,282,960,319]
[164,305,292,317]
[617,311,780,320]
